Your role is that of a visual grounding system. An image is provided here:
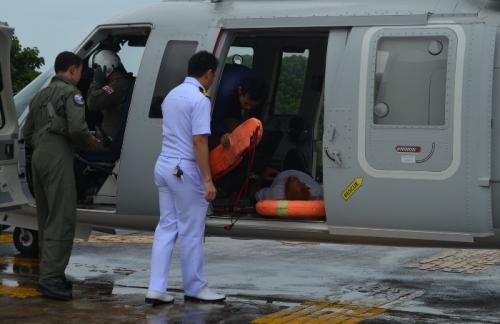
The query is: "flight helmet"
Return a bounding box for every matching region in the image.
[91,49,120,77]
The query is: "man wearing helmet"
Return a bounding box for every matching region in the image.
[87,49,135,153]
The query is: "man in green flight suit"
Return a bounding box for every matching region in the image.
[86,49,134,154]
[23,51,98,301]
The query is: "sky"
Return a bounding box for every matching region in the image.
[1,0,161,71]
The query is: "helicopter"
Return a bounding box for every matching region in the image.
[2,0,500,254]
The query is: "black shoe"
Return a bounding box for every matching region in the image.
[63,279,73,290]
[38,282,72,301]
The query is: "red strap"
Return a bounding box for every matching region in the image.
[224,127,259,231]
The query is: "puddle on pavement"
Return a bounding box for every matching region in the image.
[82,234,153,244]
[252,300,387,324]
[2,278,19,287]
[0,269,400,323]
[406,249,500,274]
[112,285,145,295]
[279,241,321,246]
[0,284,40,298]
[112,267,136,276]
[0,278,40,299]
[69,262,137,280]
[251,283,426,324]
[328,283,425,308]
[0,256,39,276]
[0,257,40,298]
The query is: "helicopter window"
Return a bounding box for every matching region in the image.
[0,63,4,128]
[226,46,254,68]
[273,48,310,115]
[373,36,449,126]
[148,40,198,118]
[117,41,146,76]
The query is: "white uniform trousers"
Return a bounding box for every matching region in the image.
[148,157,208,296]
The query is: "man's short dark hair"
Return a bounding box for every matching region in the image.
[188,51,218,77]
[285,176,311,201]
[54,51,82,73]
[241,75,269,103]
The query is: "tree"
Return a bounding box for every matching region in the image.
[10,36,44,94]
[274,55,308,115]
[225,54,309,115]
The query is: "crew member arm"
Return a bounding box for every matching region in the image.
[193,135,212,182]
[22,104,35,147]
[87,80,127,112]
[65,91,93,148]
[192,95,216,201]
[192,96,213,181]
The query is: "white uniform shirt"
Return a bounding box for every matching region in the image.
[160,77,211,160]
[255,170,323,201]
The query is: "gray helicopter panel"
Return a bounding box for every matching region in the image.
[324,23,496,242]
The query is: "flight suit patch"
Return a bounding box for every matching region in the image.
[102,85,114,95]
[73,95,85,106]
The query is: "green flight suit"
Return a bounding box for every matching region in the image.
[86,73,134,152]
[23,75,93,285]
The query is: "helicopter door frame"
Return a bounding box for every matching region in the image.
[324,24,496,242]
[116,26,222,215]
[0,25,28,214]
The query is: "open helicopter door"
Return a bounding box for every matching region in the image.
[0,25,28,212]
[323,24,496,242]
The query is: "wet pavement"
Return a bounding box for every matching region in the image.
[1,230,500,323]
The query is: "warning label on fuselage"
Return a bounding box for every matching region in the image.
[341,177,364,201]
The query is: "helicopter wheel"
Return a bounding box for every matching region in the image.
[13,227,39,256]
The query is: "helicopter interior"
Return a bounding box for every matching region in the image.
[209,30,328,220]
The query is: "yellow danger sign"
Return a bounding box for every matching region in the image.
[341,177,364,201]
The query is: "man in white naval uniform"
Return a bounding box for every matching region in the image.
[146,51,225,305]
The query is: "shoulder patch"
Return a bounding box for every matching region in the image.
[73,94,85,106]
[198,86,210,98]
[102,85,114,95]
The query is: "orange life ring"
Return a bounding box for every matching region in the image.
[210,118,263,180]
[256,200,326,218]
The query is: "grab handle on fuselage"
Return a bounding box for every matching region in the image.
[325,148,343,167]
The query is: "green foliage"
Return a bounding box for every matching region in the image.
[10,36,44,94]
[274,55,308,115]
[224,53,308,115]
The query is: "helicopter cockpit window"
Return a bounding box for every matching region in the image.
[85,35,148,79]
[148,40,198,118]
[226,46,254,68]
[115,41,145,76]
[81,30,150,134]
[0,63,4,128]
[373,35,449,126]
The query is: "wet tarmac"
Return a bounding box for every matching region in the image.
[1,230,500,323]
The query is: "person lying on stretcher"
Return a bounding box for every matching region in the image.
[255,170,323,201]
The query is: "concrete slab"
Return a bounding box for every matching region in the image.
[1,231,500,323]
